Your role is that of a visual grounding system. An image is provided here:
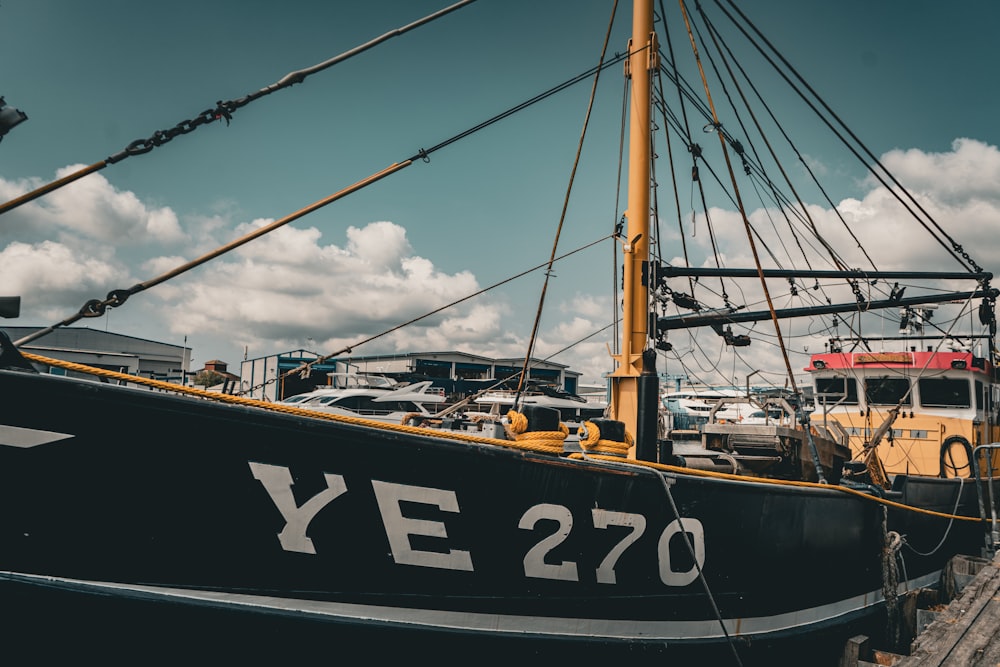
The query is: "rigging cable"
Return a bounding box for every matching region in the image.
[655,1,696,299]
[696,5,877,306]
[650,18,872,291]
[686,8,866,339]
[247,235,616,393]
[432,320,619,420]
[712,0,982,275]
[513,0,620,408]
[0,0,481,218]
[13,52,628,348]
[694,9,820,279]
[611,66,630,357]
[678,0,797,394]
[688,6,877,318]
[654,471,745,666]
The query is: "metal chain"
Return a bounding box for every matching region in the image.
[106,102,241,163]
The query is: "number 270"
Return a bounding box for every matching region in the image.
[518,503,705,587]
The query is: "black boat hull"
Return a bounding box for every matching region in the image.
[0,369,986,661]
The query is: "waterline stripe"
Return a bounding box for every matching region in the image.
[0,569,941,641]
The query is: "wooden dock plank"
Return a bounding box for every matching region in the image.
[900,555,1000,666]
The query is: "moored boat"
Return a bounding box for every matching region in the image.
[807,333,1000,480]
[0,1,997,664]
[277,372,446,424]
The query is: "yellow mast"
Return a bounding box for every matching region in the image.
[610,0,657,448]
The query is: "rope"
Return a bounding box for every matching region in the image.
[15,48,626,350]
[19,351,552,455]
[578,420,631,457]
[573,453,988,523]
[18,350,985,524]
[902,477,966,557]
[881,509,903,651]
[15,161,412,347]
[655,469,744,666]
[259,235,613,395]
[504,410,568,455]
[0,1,480,218]
[514,0,618,404]
[679,0,797,395]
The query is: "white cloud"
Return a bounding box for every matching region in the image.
[0,165,185,246]
[5,140,999,388]
[0,240,131,317]
[877,138,1000,205]
[651,140,1000,390]
[154,221,486,355]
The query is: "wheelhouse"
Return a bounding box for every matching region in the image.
[808,349,1000,478]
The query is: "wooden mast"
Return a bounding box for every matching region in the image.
[610,0,656,448]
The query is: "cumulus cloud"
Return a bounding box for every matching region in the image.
[4,140,999,387]
[0,240,132,317]
[153,221,488,356]
[0,165,185,247]
[876,139,1000,206]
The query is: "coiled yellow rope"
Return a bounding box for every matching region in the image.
[504,410,568,455]
[578,420,631,457]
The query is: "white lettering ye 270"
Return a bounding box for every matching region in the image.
[249,462,705,586]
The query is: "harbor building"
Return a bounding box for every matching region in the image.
[240,350,582,403]
[3,326,190,382]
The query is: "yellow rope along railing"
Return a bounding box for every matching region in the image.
[574,453,987,523]
[20,351,567,455]
[19,351,985,522]
[578,420,631,457]
[504,410,568,455]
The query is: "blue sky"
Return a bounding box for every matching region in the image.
[2,1,999,389]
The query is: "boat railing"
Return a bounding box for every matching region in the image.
[477,390,517,401]
[971,443,1000,557]
[816,418,850,449]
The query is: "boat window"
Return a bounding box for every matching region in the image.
[814,377,859,405]
[864,377,911,406]
[376,401,420,412]
[918,377,970,408]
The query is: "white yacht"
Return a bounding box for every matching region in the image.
[469,384,607,431]
[661,388,757,431]
[278,373,446,424]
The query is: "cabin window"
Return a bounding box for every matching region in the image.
[335,396,382,413]
[378,400,421,412]
[864,377,911,406]
[313,396,339,405]
[975,380,988,411]
[814,377,859,405]
[918,377,970,408]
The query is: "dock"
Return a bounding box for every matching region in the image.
[843,553,1000,666]
[899,552,1000,665]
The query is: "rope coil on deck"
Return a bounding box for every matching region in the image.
[578,420,631,457]
[504,410,568,455]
